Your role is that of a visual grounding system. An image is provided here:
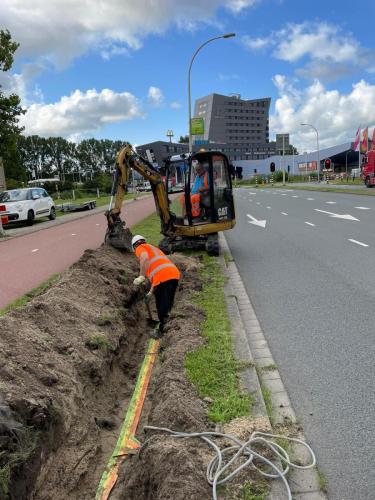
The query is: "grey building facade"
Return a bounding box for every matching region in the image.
[193,93,275,161]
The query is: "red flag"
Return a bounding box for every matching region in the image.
[361,127,368,153]
[371,128,375,150]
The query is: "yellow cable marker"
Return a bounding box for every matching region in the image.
[96,338,161,500]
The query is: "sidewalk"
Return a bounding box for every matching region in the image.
[219,233,328,499]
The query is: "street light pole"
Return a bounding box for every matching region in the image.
[301,123,320,183]
[188,33,235,154]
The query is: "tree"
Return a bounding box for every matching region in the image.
[179,135,189,143]
[0,30,25,183]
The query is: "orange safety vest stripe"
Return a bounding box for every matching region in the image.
[203,172,209,189]
[135,243,180,286]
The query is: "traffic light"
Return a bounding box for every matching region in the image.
[324,159,331,169]
[270,162,275,173]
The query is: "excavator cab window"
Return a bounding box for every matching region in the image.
[185,152,234,226]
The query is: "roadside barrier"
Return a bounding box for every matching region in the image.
[96,337,161,500]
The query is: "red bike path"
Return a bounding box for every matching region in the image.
[0,197,157,309]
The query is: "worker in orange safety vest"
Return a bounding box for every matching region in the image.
[132,235,180,338]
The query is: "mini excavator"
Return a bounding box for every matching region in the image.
[105,143,236,255]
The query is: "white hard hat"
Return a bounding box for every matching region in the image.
[131,234,146,249]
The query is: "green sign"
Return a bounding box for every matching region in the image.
[190,117,204,135]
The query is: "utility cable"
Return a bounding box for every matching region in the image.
[144,426,316,500]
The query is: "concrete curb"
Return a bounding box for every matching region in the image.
[219,232,328,500]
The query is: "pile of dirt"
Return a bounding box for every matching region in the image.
[0,245,215,499]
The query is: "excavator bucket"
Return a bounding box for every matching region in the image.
[105,219,133,251]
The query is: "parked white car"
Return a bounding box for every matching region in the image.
[0,188,56,226]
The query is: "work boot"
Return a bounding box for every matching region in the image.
[150,328,164,340]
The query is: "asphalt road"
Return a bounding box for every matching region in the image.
[226,187,375,500]
[0,196,156,309]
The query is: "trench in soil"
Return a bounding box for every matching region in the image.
[0,245,214,500]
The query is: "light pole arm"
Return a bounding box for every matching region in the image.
[188,34,235,153]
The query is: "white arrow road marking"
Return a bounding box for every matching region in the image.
[348,239,369,247]
[247,214,267,228]
[307,198,315,201]
[281,212,288,215]
[314,209,360,221]
[31,248,39,253]
[355,206,370,210]
[326,201,336,204]
[304,222,315,227]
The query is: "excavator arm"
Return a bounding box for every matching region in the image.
[105,143,174,250]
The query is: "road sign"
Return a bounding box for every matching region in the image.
[190,118,204,135]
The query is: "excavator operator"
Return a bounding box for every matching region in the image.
[132,234,180,339]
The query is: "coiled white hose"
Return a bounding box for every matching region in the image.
[144,426,316,500]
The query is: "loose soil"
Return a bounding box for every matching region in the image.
[0,244,217,499]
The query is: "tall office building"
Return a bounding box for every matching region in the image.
[193,93,274,160]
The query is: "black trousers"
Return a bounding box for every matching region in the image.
[154,279,179,331]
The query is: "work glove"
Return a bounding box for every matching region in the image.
[133,275,146,286]
[144,291,153,304]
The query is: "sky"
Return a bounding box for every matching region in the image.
[1,0,375,153]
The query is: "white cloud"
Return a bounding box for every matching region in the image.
[148,86,164,106]
[242,22,373,81]
[226,0,259,12]
[1,0,257,69]
[170,101,182,109]
[218,72,240,80]
[242,35,271,51]
[270,76,375,150]
[20,88,143,138]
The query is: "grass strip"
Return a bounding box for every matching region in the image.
[0,273,61,318]
[186,255,253,423]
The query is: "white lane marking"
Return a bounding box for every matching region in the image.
[292,195,299,198]
[304,222,315,227]
[256,202,261,205]
[314,209,359,221]
[249,192,257,195]
[31,248,39,253]
[249,199,253,202]
[326,201,336,204]
[281,193,287,196]
[307,198,315,201]
[355,206,370,210]
[247,213,267,228]
[267,206,271,209]
[281,212,288,215]
[71,233,77,236]
[96,223,101,226]
[348,239,369,247]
